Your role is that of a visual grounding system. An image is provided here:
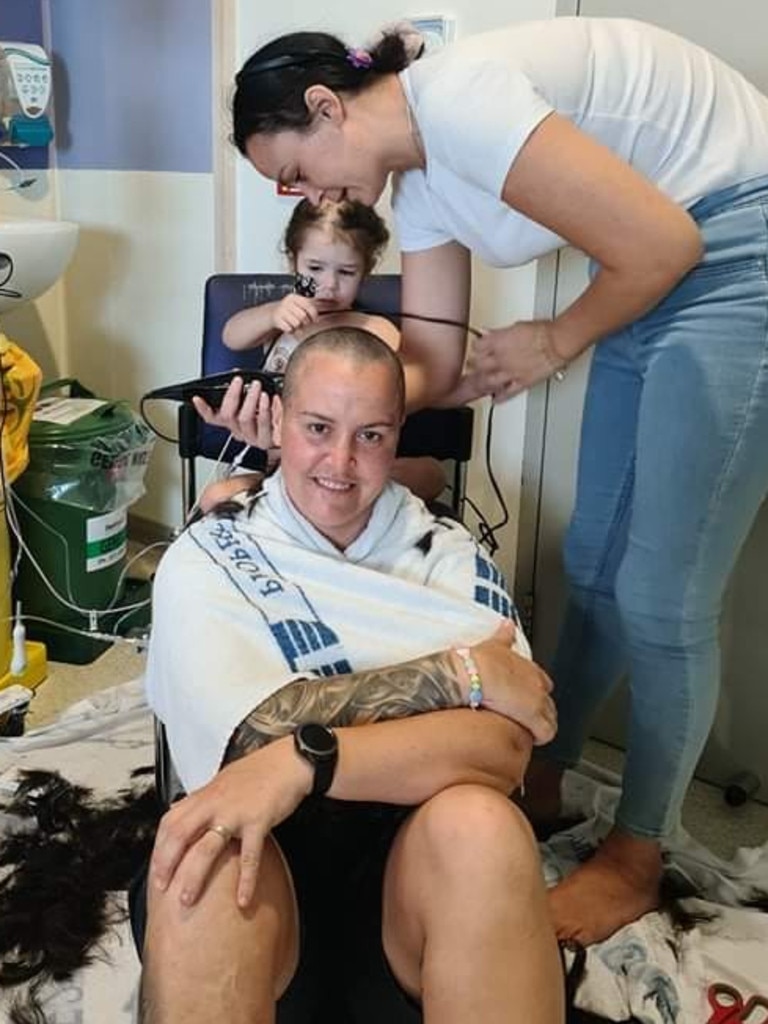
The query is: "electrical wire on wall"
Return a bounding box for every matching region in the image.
[462,402,509,556]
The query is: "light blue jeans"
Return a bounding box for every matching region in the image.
[545,174,768,839]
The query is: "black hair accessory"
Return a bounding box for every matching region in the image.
[237,50,341,81]
[294,272,317,297]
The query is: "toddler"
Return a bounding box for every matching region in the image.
[195,199,445,511]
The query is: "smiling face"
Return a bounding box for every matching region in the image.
[244,89,390,208]
[293,225,365,311]
[273,346,402,549]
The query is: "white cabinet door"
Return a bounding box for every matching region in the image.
[521,0,768,801]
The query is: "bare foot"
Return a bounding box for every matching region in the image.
[548,829,663,945]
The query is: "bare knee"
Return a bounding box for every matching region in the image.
[382,787,543,980]
[412,784,540,879]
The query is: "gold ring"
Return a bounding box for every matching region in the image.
[206,824,233,844]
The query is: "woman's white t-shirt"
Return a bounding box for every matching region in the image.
[394,17,768,266]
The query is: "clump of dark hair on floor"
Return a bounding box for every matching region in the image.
[658,870,719,940]
[740,888,768,912]
[0,768,162,1024]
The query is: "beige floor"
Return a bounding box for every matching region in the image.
[25,642,147,730]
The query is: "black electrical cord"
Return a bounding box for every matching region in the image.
[463,495,498,555]
[480,403,510,551]
[139,307,482,443]
[452,406,510,557]
[392,310,483,338]
[322,307,510,550]
[340,306,484,339]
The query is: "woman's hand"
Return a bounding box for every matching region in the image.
[272,293,319,334]
[192,376,273,448]
[150,736,312,909]
[467,320,568,402]
[467,620,557,745]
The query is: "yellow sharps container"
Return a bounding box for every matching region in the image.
[0,333,47,693]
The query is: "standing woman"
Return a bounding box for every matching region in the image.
[230,18,768,944]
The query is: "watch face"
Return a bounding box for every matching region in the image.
[299,723,336,758]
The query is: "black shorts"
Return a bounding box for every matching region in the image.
[129,799,422,1024]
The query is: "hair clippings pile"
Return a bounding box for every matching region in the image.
[346,48,373,70]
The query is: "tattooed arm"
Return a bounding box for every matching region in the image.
[224,619,555,764]
[224,648,461,763]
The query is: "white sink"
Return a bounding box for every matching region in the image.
[0,218,79,314]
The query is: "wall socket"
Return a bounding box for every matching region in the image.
[409,15,456,53]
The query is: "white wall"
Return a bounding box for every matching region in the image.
[232,0,557,584]
[57,170,215,528]
[0,166,215,531]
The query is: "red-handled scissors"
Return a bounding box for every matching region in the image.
[707,983,768,1023]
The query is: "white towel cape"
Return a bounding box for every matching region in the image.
[146,474,528,791]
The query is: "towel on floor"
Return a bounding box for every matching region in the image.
[545,765,768,1022]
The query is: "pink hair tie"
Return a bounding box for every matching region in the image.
[346,47,373,69]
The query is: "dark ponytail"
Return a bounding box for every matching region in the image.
[232,29,418,152]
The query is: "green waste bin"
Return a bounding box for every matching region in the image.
[12,380,155,663]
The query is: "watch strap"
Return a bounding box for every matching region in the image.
[309,750,336,797]
[293,724,338,797]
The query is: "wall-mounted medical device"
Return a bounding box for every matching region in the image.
[0,42,54,147]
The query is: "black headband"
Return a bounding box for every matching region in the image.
[236,50,343,83]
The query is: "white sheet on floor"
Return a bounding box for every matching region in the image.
[1,682,767,1023]
[545,764,768,1021]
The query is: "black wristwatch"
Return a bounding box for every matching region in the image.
[293,723,339,797]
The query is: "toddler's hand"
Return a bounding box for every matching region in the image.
[273,294,319,334]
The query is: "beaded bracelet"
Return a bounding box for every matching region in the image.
[454,646,483,710]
